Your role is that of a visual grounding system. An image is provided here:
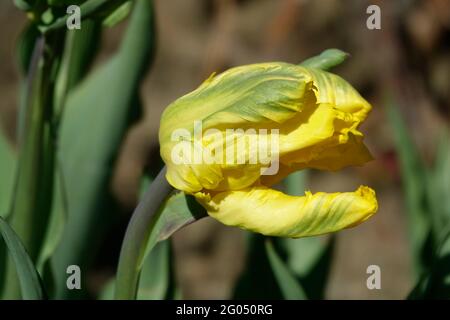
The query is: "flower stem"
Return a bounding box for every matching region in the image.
[114,167,174,299]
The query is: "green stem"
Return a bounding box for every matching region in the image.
[115,167,174,299]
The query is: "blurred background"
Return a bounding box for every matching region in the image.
[0,0,449,299]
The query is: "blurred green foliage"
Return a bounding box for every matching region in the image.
[386,100,450,298]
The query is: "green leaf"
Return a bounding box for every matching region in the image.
[0,129,16,219]
[13,0,34,11]
[300,49,349,71]
[137,240,176,299]
[385,98,431,277]
[409,227,450,299]
[16,24,40,76]
[36,162,68,274]
[265,239,307,300]
[426,130,450,236]
[53,20,101,119]
[140,192,207,270]
[233,233,285,299]
[3,36,58,299]
[0,128,17,294]
[284,170,307,197]
[50,0,155,299]
[102,1,133,27]
[0,217,46,300]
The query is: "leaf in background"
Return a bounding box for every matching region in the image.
[233,233,284,299]
[385,99,432,277]
[16,24,40,76]
[34,22,101,294]
[13,0,33,11]
[2,36,59,299]
[234,169,334,299]
[53,20,101,118]
[0,128,17,295]
[265,239,307,300]
[0,129,16,219]
[137,240,177,300]
[280,236,334,299]
[426,131,450,236]
[51,0,155,299]
[300,48,349,71]
[281,170,334,299]
[0,217,46,300]
[102,1,133,27]
[409,227,450,299]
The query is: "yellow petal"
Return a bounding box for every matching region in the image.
[307,68,372,122]
[196,186,378,238]
[159,62,374,194]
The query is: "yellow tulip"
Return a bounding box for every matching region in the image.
[159,62,378,238]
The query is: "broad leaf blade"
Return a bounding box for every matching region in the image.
[51,0,155,298]
[138,240,177,300]
[0,217,46,300]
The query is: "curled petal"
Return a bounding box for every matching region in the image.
[196,186,378,238]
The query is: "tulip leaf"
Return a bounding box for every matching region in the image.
[102,1,133,27]
[234,233,308,299]
[16,24,40,76]
[0,130,16,220]
[426,131,450,235]
[0,128,17,295]
[140,192,207,269]
[300,49,349,71]
[265,239,307,300]
[409,227,450,299]
[137,240,178,299]
[233,233,285,299]
[386,99,432,277]
[0,217,46,300]
[51,0,155,298]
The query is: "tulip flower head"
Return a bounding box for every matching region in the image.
[159,62,378,238]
